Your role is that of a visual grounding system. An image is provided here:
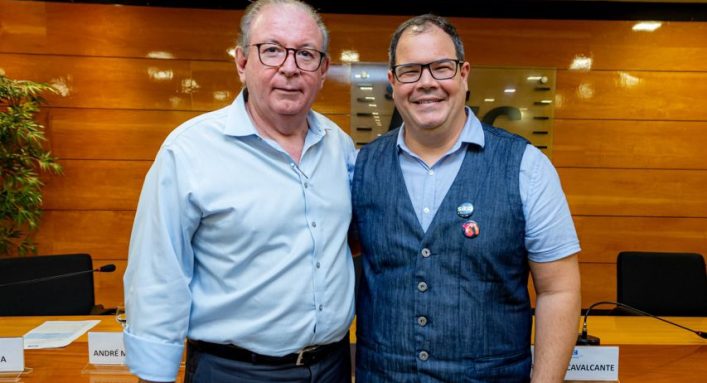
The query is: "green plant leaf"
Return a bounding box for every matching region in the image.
[0,74,61,256]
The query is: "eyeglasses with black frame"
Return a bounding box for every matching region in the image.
[392,59,462,83]
[249,42,326,72]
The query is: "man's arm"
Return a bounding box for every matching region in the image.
[123,147,198,382]
[529,254,581,383]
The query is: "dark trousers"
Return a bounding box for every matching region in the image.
[185,338,351,383]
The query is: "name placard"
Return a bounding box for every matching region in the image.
[531,345,619,381]
[565,346,619,381]
[88,332,126,365]
[0,337,24,372]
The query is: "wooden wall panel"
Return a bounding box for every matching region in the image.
[0,0,241,60]
[579,263,616,306]
[47,108,199,160]
[553,119,707,169]
[35,210,134,260]
[5,1,707,71]
[560,168,707,217]
[453,19,707,71]
[0,53,196,110]
[94,260,127,308]
[574,216,707,263]
[42,160,151,210]
[556,70,707,121]
[0,53,351,113]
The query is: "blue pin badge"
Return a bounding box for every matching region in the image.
[456,202,474,219]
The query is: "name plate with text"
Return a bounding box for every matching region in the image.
[88,332,126,365]
[565,346,619,381]
[0,337,24,372]
[532,345,619,381]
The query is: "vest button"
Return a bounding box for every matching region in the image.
[417,281,428,292]
[418,350,429,361]
[417,316,428,326]
[421,248,431,257]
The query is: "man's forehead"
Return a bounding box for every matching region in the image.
[249,4,323,46]
[401,23,445,40]
[397,25,454,52]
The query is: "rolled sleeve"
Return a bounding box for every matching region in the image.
[124,329,184,382]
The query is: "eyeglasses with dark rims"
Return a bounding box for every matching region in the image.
[392,58,462,83]
[248,42,326,72]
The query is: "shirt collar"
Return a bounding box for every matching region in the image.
[224,90,327,139]
[396,106,485,157]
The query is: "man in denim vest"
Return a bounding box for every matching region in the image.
[352,14,581,382]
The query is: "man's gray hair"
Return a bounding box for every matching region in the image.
[237,0,329,53]
[389,14,465,68]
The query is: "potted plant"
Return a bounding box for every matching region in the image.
[0,74,62,256]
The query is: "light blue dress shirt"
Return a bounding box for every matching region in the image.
[396,108,580,262]
[123,92,356,382]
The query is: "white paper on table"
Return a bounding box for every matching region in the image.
[23,320,100,349]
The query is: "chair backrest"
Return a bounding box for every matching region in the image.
[617,251,707,316]
[0,253,96,316]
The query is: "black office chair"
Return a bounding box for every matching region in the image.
[0,253,109,316]
[617,251,707,316]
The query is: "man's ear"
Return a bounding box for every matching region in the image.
[460,61,471,92]
[318,56,330,89]
[235,46,248,84]
[387,70,395,99]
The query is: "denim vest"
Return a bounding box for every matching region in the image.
[353,125,532,383]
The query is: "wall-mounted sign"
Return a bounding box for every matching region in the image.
[350,63,556,156]
[468,67,556,156]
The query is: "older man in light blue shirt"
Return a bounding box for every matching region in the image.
[124,1,355,382]
[124,92,355,381]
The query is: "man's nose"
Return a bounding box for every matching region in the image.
[279,49,299,74]
[417,66,437,86]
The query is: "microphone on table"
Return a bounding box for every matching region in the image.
[0,264,116,288]
[577,300,707,346]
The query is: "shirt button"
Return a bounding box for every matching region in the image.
[316,262,321,269]
[290,163,296,168]
[428,170,434,176]
[311,221,317,228]
[417,316,428,326]
[319,305,323,311]
[417,281,428,292]
[423,207,430,214]
[418,350,429,361]
[421,248,431,257]
[304,182,309,188]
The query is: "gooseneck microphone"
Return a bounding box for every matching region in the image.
[577,300,707,345]
[0,264,116,288]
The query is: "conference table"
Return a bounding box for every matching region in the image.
[0,315,705,382]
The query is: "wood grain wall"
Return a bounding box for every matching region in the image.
[1,0,706,309]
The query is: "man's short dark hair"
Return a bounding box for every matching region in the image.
[389,14,465,68]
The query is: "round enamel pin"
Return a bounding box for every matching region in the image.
[456,202,474,218]
[462,220,480,238]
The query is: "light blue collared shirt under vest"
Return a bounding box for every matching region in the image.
[123,92,356,382]
[396,108,580,262]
